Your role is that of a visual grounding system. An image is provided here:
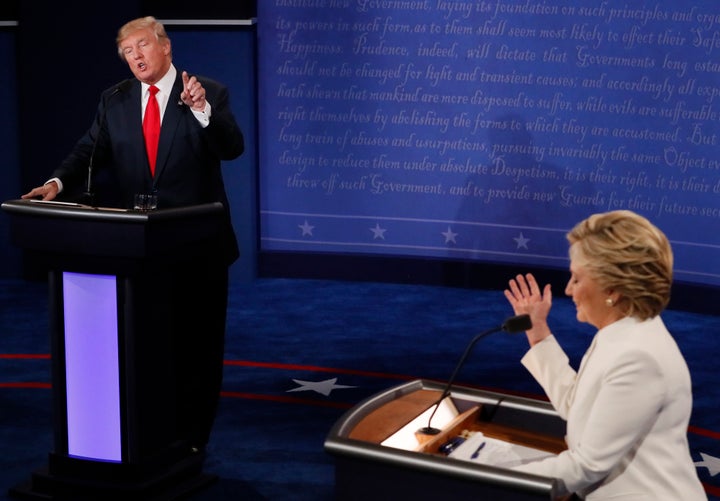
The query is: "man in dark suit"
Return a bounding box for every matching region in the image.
[23,16,244,452]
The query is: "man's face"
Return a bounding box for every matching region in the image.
[119,28,171,84]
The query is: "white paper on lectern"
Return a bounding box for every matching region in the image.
[449,432,556,468]
[380,397,458,451]
[28,199,85,207]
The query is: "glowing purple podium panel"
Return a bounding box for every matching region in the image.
[62,271,121,461]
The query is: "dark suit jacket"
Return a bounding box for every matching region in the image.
[53,70,245,264]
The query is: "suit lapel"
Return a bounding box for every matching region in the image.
[122,81,151,177]
[153,76,184,180]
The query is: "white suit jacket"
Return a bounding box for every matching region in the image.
[515,316,706,500]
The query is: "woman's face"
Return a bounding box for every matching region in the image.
[565,244,620,330]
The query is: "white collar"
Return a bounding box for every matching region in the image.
[141,64,177,97]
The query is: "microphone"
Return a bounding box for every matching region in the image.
[84,81,127,205]
[417,314,532,436]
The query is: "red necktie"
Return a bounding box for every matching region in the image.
[143,85,161,175]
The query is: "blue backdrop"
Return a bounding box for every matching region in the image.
[257,1,720,288]
[0,29,20,277]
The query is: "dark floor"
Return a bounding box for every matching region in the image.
[1,278,719,499]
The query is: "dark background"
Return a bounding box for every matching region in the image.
[2,1,718,315]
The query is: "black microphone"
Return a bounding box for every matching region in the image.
[84,81,127,205]
[417,314,532,436]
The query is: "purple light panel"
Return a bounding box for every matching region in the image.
[63,272,122,461]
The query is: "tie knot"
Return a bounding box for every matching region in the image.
[148,85,159,96]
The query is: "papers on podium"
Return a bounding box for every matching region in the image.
[449,431,556,468]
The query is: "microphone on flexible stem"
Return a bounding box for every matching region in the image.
[84,83,125,206]
[417,314,532,437]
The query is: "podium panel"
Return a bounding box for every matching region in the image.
[2,199,226,500]
[325,379,568,500]
[63,272,122,461]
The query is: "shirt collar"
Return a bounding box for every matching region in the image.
[141,64,177,97]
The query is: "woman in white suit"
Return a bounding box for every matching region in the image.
[504,210,706,500]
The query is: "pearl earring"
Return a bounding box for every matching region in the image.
[605,298,614,306]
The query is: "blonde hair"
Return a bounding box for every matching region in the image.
[116,16,170,59]
[567,210,673,320]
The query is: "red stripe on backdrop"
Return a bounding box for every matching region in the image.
[221,391,353,409]
[224,359,417,381]
[0,354,51,359]
[704,483,720,497]
[225,360,720,440]
[689,425,720,440]
[0,382,51,389]
[3,356,719,440]
[223,359,550,399]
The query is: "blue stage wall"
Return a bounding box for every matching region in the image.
[257,2,720,289]
[0,29,20,277]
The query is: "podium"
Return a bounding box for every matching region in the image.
[2,199,226,500]
[325,379,568,500]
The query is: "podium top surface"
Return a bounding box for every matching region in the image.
[324,380,563,498]
[1,199,223,223]
[2,199,227,266]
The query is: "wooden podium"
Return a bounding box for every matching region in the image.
[325,379,568,500]
[2,199,225,500]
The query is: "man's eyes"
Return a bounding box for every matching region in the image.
[123,41,150,55]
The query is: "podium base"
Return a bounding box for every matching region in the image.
[8,451,216,501]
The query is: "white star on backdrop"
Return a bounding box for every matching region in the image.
[514,232,530,249]
[299,220,315,236]
[442,226,458,244]
[287,378,356,397]
[370,223,387,240]
[695,452,720,476]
